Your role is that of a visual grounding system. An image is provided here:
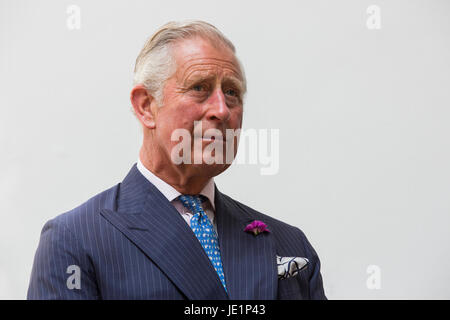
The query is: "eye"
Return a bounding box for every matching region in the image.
[224,88,238,97]
[192,83,207,92]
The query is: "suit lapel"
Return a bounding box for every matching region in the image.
[214,186,278,299]
[100,165,228,300]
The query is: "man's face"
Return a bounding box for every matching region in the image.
[151,37,244,177]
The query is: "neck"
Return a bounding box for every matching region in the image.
[139,147,211,195]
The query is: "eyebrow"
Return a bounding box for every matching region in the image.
[183,72,215,85]
[222,77,245,93]
[183,72,244,93]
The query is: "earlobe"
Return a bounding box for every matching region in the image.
[143,117,156,129]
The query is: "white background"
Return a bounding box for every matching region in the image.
[1,0,449,299]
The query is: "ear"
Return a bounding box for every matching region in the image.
[130,85,158,129]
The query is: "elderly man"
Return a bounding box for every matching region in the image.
[27,21,326,300]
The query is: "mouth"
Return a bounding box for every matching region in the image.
[201,136,225,142]
[202,139,225,144]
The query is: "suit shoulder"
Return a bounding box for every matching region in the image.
[222,193,320,261]
[221,193,305,236]
[48,184,119,230]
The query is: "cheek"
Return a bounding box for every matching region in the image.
[158,104,202,141]
[229,108,243,128]
[174,102,204,128]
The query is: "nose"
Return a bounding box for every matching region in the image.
[205,88,231,122]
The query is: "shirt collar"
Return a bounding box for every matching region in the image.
[136,158,216,210]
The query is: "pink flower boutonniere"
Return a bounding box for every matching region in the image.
[244,220,270,236]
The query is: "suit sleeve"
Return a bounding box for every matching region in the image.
[27,218,100,299]
[297,228,327,300]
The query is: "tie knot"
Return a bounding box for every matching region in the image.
[178,194,208,213]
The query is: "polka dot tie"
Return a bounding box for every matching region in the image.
[178,194,227,292]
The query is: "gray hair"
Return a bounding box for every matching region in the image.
[133,20,246,105]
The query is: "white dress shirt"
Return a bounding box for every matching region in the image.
[136,158,217,232]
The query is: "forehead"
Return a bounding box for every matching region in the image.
[171,37,243,80]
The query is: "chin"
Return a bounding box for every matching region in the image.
[193,162,230,177]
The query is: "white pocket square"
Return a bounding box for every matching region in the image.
[277,255,309,279]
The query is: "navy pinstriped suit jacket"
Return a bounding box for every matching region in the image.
[27,164,326,300]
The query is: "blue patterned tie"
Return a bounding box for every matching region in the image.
[178,194,227,292]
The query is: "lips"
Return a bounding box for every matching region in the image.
[202,136,225,142]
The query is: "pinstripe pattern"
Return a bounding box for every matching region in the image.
[27,164,326,300]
